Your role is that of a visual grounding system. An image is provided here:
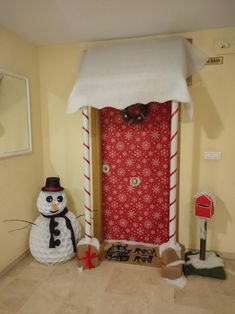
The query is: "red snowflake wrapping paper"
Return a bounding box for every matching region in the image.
[101,102,171,245]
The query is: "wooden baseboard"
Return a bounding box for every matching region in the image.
[218,251,235,260]
[186,247,235,260]
[0,249,30,278]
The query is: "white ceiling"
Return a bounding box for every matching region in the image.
[0,0,235,45]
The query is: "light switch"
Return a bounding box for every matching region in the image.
[204,151,221,160]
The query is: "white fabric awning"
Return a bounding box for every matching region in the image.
[66,37,208,119]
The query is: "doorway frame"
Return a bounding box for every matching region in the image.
[89,105,181,244]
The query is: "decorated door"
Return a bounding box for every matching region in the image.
[101,102,171,245]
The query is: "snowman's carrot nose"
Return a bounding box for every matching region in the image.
[51,203,57,209]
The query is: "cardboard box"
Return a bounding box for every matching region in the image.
[160,242,185,279]
[161,248,179,265]
[179,243,185,260]
[161,264,183,280]
[77,244,100,269]
[161,243,185,266]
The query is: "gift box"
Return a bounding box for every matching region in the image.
[77,244,99,269]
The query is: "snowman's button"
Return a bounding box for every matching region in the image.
[54,239,61,246]
[53,221,58,227]
[53,229,60,236]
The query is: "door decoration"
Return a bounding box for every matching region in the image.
[121,103,148,124]
[101,102,171,245]
[104,242,160,267]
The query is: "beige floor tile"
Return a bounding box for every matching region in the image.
[57,262,113,311]
[18,284,67,314]
[206,272,235,297]
[104,265,164,297]
[224,259,235,273]
[174,276,213,310]
[10,258,56,282]
[210,293,235,314]
[95,292,149,314]
[5,255,34,278]
[56,302,95,314]
[0,255,234,314]
[65,273,107,309]
[0,278,39,313]
[105,266,144,297]
[17,258,77,314]
[0,275,15,293]
[140,282,175,305]
[75,259,116,286]
[149,303,214,314]
[117,261,163,285]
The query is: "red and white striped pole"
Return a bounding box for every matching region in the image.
[77,106,100,270]
[169,101,179,244]
[82,106,92,241]
[78,106,99,254]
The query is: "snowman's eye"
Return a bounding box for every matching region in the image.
[46,196,53,202]
[57,196,63,202]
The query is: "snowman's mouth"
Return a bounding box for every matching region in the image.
[50,209,59,213]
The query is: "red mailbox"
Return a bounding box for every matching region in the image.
[194,193,215,219]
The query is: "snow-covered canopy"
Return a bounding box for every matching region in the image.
[66,37,208,119]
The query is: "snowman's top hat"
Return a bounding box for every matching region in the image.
[41,177,64,192]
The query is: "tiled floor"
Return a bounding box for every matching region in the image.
[0,255,235,314]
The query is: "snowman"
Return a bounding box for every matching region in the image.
[29,177,81,264]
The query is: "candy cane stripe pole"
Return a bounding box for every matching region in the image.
[82,106,92,240]
[169,101,179,244]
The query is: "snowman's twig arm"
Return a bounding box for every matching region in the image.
[76,210,99,219]
[8,223,32,233]
[3,219,36,225]
[76,214,85,219]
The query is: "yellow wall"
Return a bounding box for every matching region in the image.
[180,27,235,254]
[0,27,44,271]
[38,27,235,255]
[38,44,87,221]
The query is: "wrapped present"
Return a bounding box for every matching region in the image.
[77,244,99,269]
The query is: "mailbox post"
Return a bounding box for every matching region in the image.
[194,193,215,261]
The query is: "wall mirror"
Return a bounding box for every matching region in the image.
[0,69,32,158]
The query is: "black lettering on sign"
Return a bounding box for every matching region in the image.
[134,247,157,264]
